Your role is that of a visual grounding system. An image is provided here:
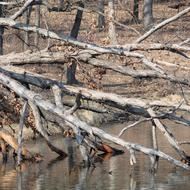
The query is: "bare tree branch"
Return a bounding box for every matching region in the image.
[134,7,190,43]
[0,72,189,169]
[11,0,35,20]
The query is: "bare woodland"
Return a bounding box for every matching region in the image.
[0,0,190,172]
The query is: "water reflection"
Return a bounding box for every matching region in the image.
[1,123,190,190]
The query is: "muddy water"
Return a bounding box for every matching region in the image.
[1,122,190,190]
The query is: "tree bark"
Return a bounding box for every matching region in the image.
[0,0,4,55]
[133,0,139,22]
[34,5,40,47]
[98,0,105,31]
[66,62,78,85]
[59,0,64,10]
[24,6,32,50]
[68,1,84,84]
[70,1,84,39]
[17,101,28,165]
[143,0,154,29]
[108,0,117,44]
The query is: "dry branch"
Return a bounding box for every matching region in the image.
[110,43,190,58]
[29,102,67,157]
[11,0,35,20]
[0,50,189,85]
[0,72,189,169]
[0,17,189,85]
[1,66,190,114]
[0,50,172,80]
[17,101,28,165]
[147,108,187,159]
[0,50,67,65]
[134,6,190,43]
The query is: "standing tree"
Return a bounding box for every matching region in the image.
[34,5,40,47]
[108,0,117,44]
[70,1,84,38]
[143,0,154,29]
[0,0,4,55]
[24,6,32,50]
[133,0,139,22]
[67,1,84,84]
[98,0,105,31]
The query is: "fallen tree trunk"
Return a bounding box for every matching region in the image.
[0,50,68,66]
[1,66,190,114]
[0,72,189,169]
[0,16,189,85]
[29,102,67,157]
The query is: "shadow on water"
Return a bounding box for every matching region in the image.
[1,123,190,189]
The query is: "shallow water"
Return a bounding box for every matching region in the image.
[1,122,190,190]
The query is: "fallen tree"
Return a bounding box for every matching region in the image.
[0,2,190,172]
[0,71,190,169]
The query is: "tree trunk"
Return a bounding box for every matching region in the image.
[66,62,78,84]
[108,0,117,44]
[70,1,84,39]
[133,0,139,22]
[143,0,154,29]
[34,5,40,47]
[67,1,84,84]
[24,6,32,50]
[98,0,105,31]
[0,0,4,55]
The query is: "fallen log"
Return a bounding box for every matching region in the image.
[0,72,189,169]
[29,102,67,157]
[1,66,190,115]
[0,50,67,66]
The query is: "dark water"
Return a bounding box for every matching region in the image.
[1,122,190,190]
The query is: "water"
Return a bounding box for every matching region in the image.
[1,122,190,190]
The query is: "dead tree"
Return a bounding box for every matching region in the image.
[0,72,190,169]
[0,1,190,170]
